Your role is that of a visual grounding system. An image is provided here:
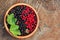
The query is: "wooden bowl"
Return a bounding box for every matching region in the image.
[4,3,39,39]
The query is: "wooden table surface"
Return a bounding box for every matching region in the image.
[0,0,60,40]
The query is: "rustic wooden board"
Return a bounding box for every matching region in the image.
[0,0,60,40]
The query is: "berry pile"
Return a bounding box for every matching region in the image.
[8,5,37,36]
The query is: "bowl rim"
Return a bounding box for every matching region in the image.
[4,3,39,39]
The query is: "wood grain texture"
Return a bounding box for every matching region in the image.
[0,0,60,40]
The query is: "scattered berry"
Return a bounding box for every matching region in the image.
[25,29,30,34]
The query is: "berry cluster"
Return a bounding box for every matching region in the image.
[8,5,37,36]
[21,6,37,32]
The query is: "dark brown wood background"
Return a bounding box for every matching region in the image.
[0,0,60,40]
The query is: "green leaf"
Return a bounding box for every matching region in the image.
[10,30,21,36]
[7,13,21,36]
[7,13,17,25]
[10,25,21,36]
